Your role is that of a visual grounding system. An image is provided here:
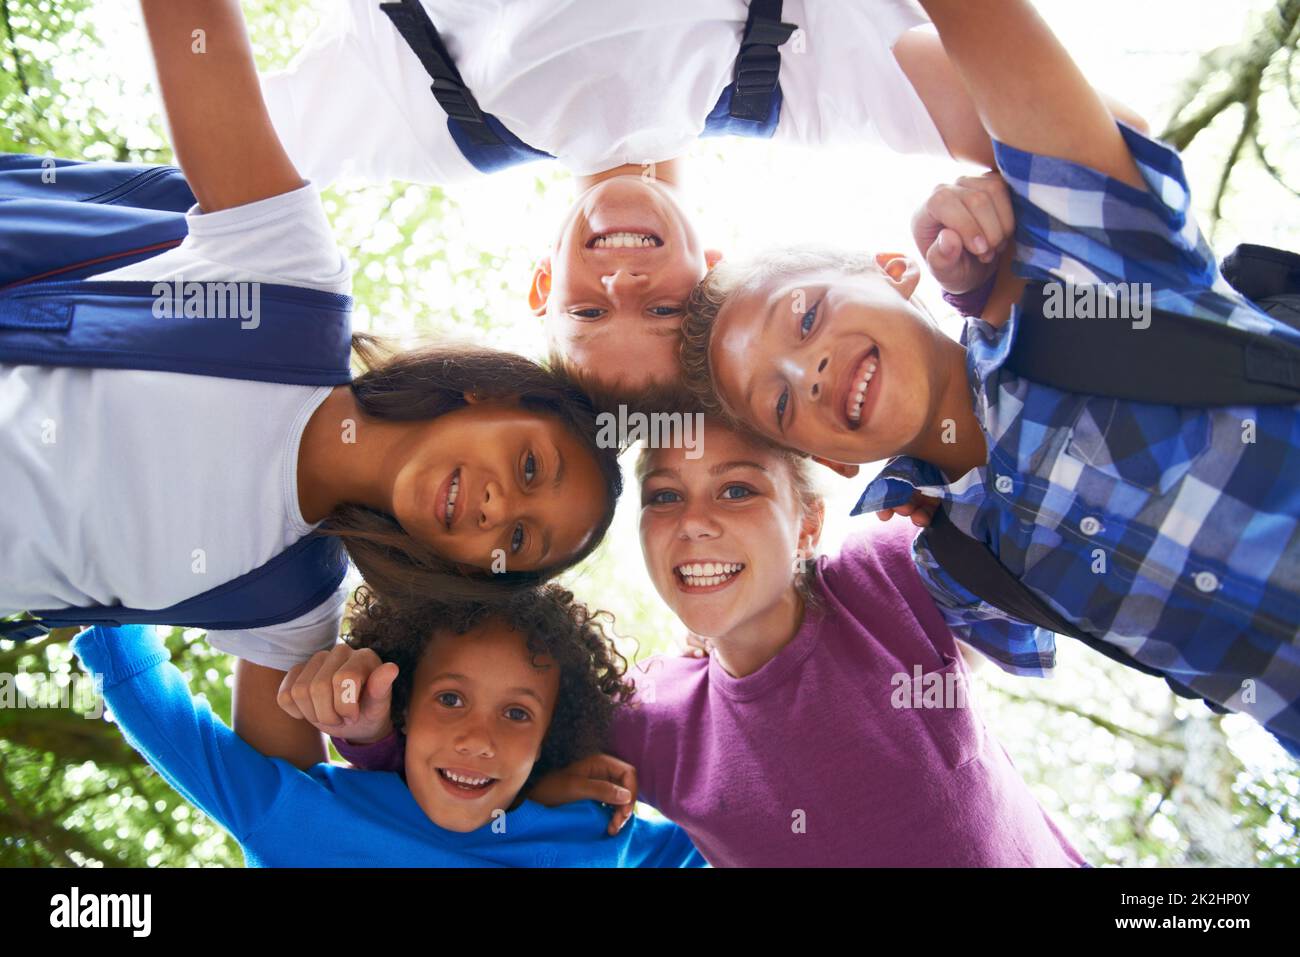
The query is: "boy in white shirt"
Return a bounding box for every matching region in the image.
[262,0,1147,405]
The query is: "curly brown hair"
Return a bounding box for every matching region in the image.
[346,583,634,789]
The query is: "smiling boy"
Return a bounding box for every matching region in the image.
[677,0,1300,757]
[260,0,1144,404]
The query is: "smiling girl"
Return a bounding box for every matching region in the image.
[1,1,622,688]
[615,419,1084,865]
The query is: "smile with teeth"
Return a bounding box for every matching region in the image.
[846,348,880,425]
[588,231,662,249]
[675,562,745,587]
[444,469,460,528]
[438,768,495,790]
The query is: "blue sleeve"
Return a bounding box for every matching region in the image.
[620,813,709,868]
[72,625,295,844]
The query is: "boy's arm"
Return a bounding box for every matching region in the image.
[894,30,1149,170]
[914,1,1146,190]
[140,0,304,211]
[73,626,293,844]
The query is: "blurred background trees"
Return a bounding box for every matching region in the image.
[2,0,1297,867]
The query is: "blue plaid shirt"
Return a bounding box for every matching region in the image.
[853,123,1300,759]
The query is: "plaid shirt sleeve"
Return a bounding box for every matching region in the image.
[910,529,1058,678]
[993,120,1300,344]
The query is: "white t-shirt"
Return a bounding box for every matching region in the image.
[0,184,353,671]
[260,0,947,184]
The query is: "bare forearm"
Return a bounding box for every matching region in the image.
[139,0,303,211]
[232,658,327,770]
[916,0,1145,189]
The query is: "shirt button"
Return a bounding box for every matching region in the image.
[1194,571,1219,593]
[1079,516,1102,536]
[994,475,1013,494]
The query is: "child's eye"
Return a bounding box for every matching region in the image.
[523,451,537,484]
[570,307,605,320]
[644,488,683,506]
[505,707,531,722]
[720,485,754,501]
[648,304,682,317]
[775,388,789,430]
[511,523,526,553]
[799,300,819,338]
[436,692,462,708]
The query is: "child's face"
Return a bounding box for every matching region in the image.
[403,618,560,833]
[533,175,721,391]
[390,398,606,573]
[638,424,818,640]
[708,257,950,465]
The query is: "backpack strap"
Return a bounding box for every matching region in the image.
[0,533,348,640]
[0,279,353,386]
[1005,280,1300,406]
[922,508,1230,712]
[378,0,552,173]
[725,0,797,124]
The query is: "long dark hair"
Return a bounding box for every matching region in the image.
[323,334,623,604]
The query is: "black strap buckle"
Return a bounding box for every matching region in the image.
[729,0,797,122]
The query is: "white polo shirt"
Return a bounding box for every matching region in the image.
[260,0,947,184]
[0,184,352,671]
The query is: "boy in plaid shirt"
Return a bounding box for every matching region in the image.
[677,0,1300,757]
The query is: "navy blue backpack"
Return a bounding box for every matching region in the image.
[0,154,353,640]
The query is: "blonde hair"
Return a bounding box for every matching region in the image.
[680,246,878,422]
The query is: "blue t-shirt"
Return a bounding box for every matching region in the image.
[72,624,706,867]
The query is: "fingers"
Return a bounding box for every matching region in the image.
[922,174,1014,267]
[277,663,307,719]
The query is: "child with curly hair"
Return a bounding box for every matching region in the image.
[71,584,704,866]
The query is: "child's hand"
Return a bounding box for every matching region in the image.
[526,753,638,836]
[681,631,712,658]
[276,644,398,745]
[911,171,1014,294]
[875,491,941,528]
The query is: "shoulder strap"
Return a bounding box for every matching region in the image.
[1005,280,1300,405]
[0,279,353,386]
[922,508,1228,712]
[378,0,552,173]
[726,0,797,123]
[0,534,349,640]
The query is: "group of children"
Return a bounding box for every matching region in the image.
[3,0,1296,868]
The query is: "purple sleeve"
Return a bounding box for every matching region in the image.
[332,730,405,772]
[941,272,997,318]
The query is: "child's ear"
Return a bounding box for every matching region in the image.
[874,251,921,299]
[528,257,552,315]
[810,455,860,479]
[800,498,826,553]
[705,249,724,269]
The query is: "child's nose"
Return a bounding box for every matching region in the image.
[600,269,648,301]
[807,354,831,402]
[478,480,507,529]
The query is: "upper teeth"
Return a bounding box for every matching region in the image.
[592,231,658,248]
[847,352,879,423]
[676,562,744,586]
[443,770,490,786]
[446,472,460,524]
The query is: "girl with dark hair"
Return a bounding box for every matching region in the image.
[1,1,622,713]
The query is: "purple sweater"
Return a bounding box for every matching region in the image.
[337,521,1085,867]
